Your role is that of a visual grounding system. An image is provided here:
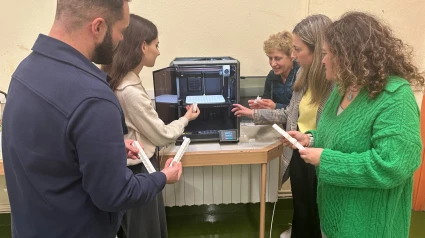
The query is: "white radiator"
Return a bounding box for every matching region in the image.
[163,158,280,206]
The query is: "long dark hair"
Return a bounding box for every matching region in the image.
[102,14,158,91]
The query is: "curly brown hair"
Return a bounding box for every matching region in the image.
[325,11,424,98]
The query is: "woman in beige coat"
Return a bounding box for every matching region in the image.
[102,14,199,238]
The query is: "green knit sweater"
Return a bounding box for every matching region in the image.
[309,76,422,238]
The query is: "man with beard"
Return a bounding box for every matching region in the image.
[1,1,183,238]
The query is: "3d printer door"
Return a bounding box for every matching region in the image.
[152,67,178,104]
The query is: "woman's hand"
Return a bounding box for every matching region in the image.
[231,104,253,118]
[299,148,323,166]
[247,99,262,109]
[248,99,276,109]
[278,131,322,166]
[279,131,310,148]
[184,105,200,121]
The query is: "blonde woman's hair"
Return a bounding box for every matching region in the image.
[293,14,333,105]
[263,31,293,56]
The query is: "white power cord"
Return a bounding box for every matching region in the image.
[269,200,277,238]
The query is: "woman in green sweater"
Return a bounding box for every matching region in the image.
[287,12,424,237]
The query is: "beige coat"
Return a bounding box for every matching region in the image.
[115,72,188,166]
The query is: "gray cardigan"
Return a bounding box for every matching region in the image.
[253,81,333,184]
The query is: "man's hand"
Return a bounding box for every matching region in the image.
[161,158,183,184]
[124,139,140,160]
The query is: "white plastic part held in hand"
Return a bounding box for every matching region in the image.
[192,103,197,113]
[254,96,262,104]
[170,137,191,167]
[132,141,156,173]
[272,124,305,150]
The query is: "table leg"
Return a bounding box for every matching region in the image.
[259,163,267,238]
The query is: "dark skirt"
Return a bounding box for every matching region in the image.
[118,155,168,238]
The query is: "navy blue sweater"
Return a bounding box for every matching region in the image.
[262,61,299,109]
[2,34,166,238]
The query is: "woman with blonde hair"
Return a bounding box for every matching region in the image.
[287,12,423,237]
[248,31,299,110]
[232,14,333,238]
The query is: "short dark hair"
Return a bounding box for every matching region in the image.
[56,0,131,30]
[102,14,158,91]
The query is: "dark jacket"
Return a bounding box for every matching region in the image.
[2,34,166,238]
[263,61,299,109]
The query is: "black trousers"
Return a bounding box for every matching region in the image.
[289,149,322,238]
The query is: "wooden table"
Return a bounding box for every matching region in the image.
[160,140,283,238]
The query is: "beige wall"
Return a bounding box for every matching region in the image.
[0,0,424,101]
[309,0,425,71]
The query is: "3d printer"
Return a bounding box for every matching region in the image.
[153,57,240,143]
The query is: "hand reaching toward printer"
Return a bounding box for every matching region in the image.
[231,104,254,118]
[184,104,200,121]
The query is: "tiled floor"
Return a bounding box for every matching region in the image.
[0,199,424,237]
